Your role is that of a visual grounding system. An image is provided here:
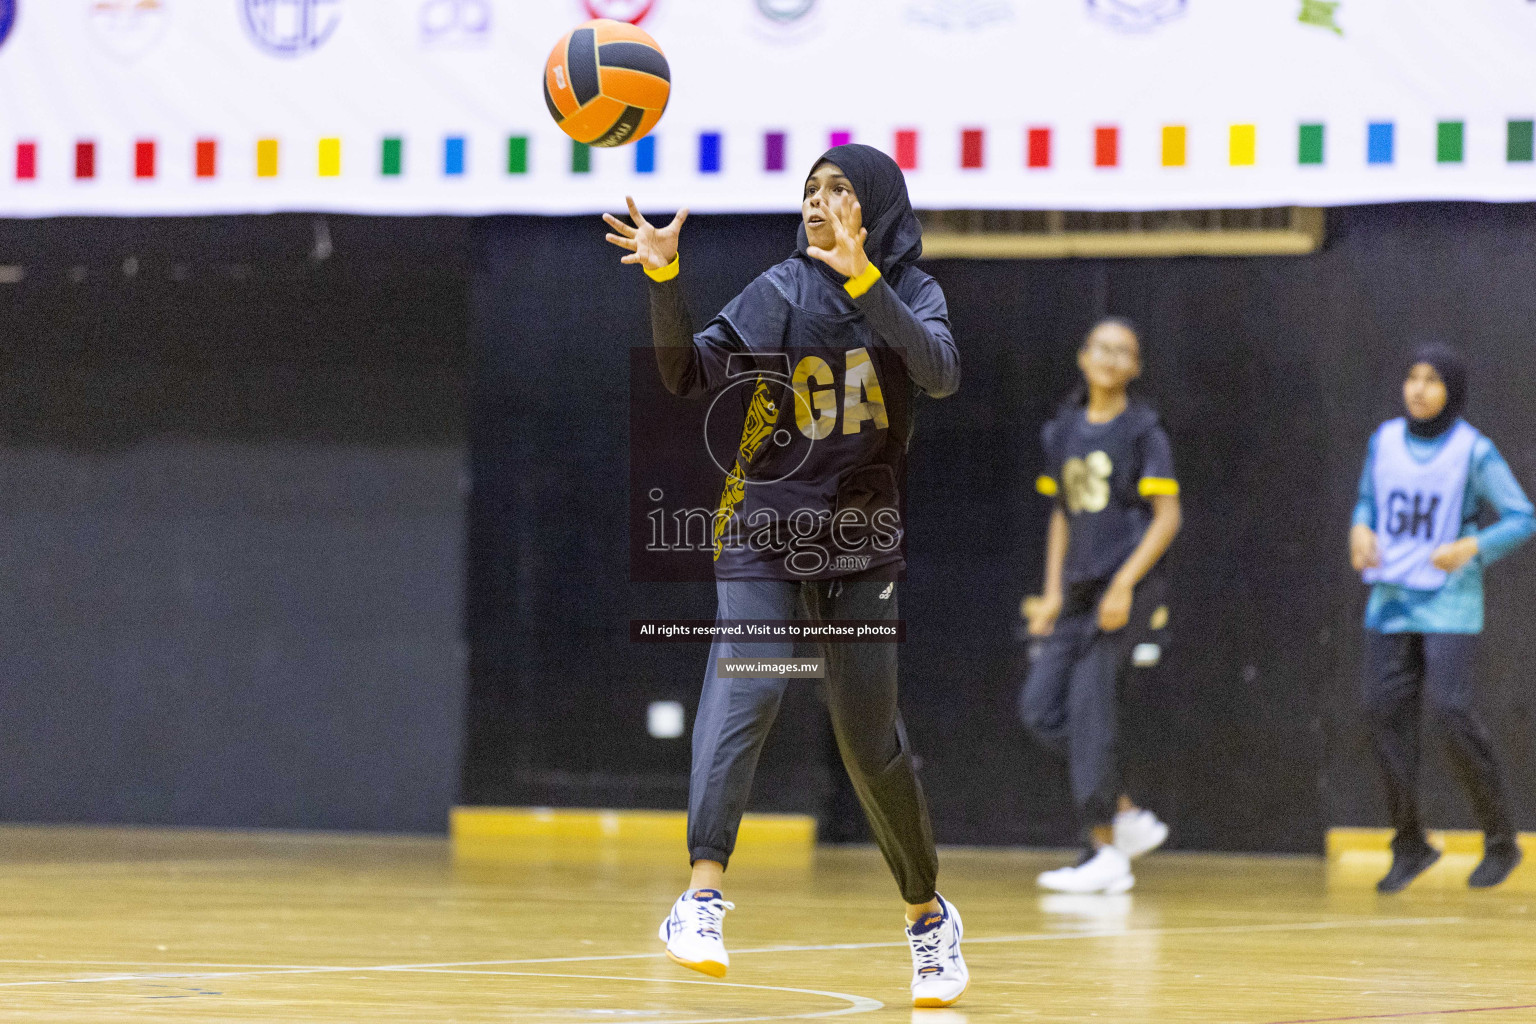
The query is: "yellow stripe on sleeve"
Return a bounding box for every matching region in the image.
[1036,475,1059,496]
[644,254,680,282]
[1139,477,1180,497]
[843,262,882,298]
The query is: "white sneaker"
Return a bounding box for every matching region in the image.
[1113,808,1169,859]
[658,888,735,978]
[907,893,969,1008]
[1037,846,1134,894]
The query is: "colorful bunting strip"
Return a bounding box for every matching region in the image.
[7,119,1536,186]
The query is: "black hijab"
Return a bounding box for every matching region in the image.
[795,143,923,281]
[1405,343,1467,440]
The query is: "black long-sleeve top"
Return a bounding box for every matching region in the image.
[645,254,960,581]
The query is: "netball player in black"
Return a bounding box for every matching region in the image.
[1020,317,1181,894]
[603,144,967,1007]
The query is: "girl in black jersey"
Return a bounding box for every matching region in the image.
[1020,317,1181,894]
[602,145,967,1008]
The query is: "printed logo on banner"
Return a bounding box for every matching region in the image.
[582,0,654,24]
[1087,0,1186,33]
[905,0,1013,31]
[0,0,16,51]
[756,0,815,22]
[419,0,489,47]
[1297,0,1342,35]
[241,0,341,56]
[749,0,824,42]
[88,0,170,61]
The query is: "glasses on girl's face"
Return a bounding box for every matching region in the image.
[1086,342,1137,366]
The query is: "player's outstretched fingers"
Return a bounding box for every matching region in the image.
[606,233,638,252]
[842,208,865,258]
[829,204,851,245]
[604,212,637,237]
[626,196,651,229]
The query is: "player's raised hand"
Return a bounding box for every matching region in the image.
[805,197,869,279]
[604,196,688,271]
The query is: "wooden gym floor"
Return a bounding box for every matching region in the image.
[1,825,1534,1023]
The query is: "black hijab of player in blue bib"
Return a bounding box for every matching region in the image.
[1406,342,1467,440]
[795,143,924,282]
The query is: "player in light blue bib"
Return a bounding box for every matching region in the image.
[1349,345,1534,892]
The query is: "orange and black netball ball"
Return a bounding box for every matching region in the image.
[543,19,670,148]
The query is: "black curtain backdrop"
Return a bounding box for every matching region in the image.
[465,202,1536,853]
[0,216,470,832]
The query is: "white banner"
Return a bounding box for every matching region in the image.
[0,0,1534,216]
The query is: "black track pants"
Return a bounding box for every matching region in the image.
[687,577,939,905]
[1018,607,1126,830]
[1363,630,1514,848]
[1016,579,1165,833]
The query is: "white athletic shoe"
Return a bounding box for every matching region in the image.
[658,888,735,978]
[1112,808,1169,859]
[907,894,969,1008]
[1037,846,1134,894]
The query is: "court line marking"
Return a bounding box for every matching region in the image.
[0,915,1466,989]
[0,963,882,1022]
[384,969,883,1023]
[1263,1006,1536,1024]
[0,959,329,970]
